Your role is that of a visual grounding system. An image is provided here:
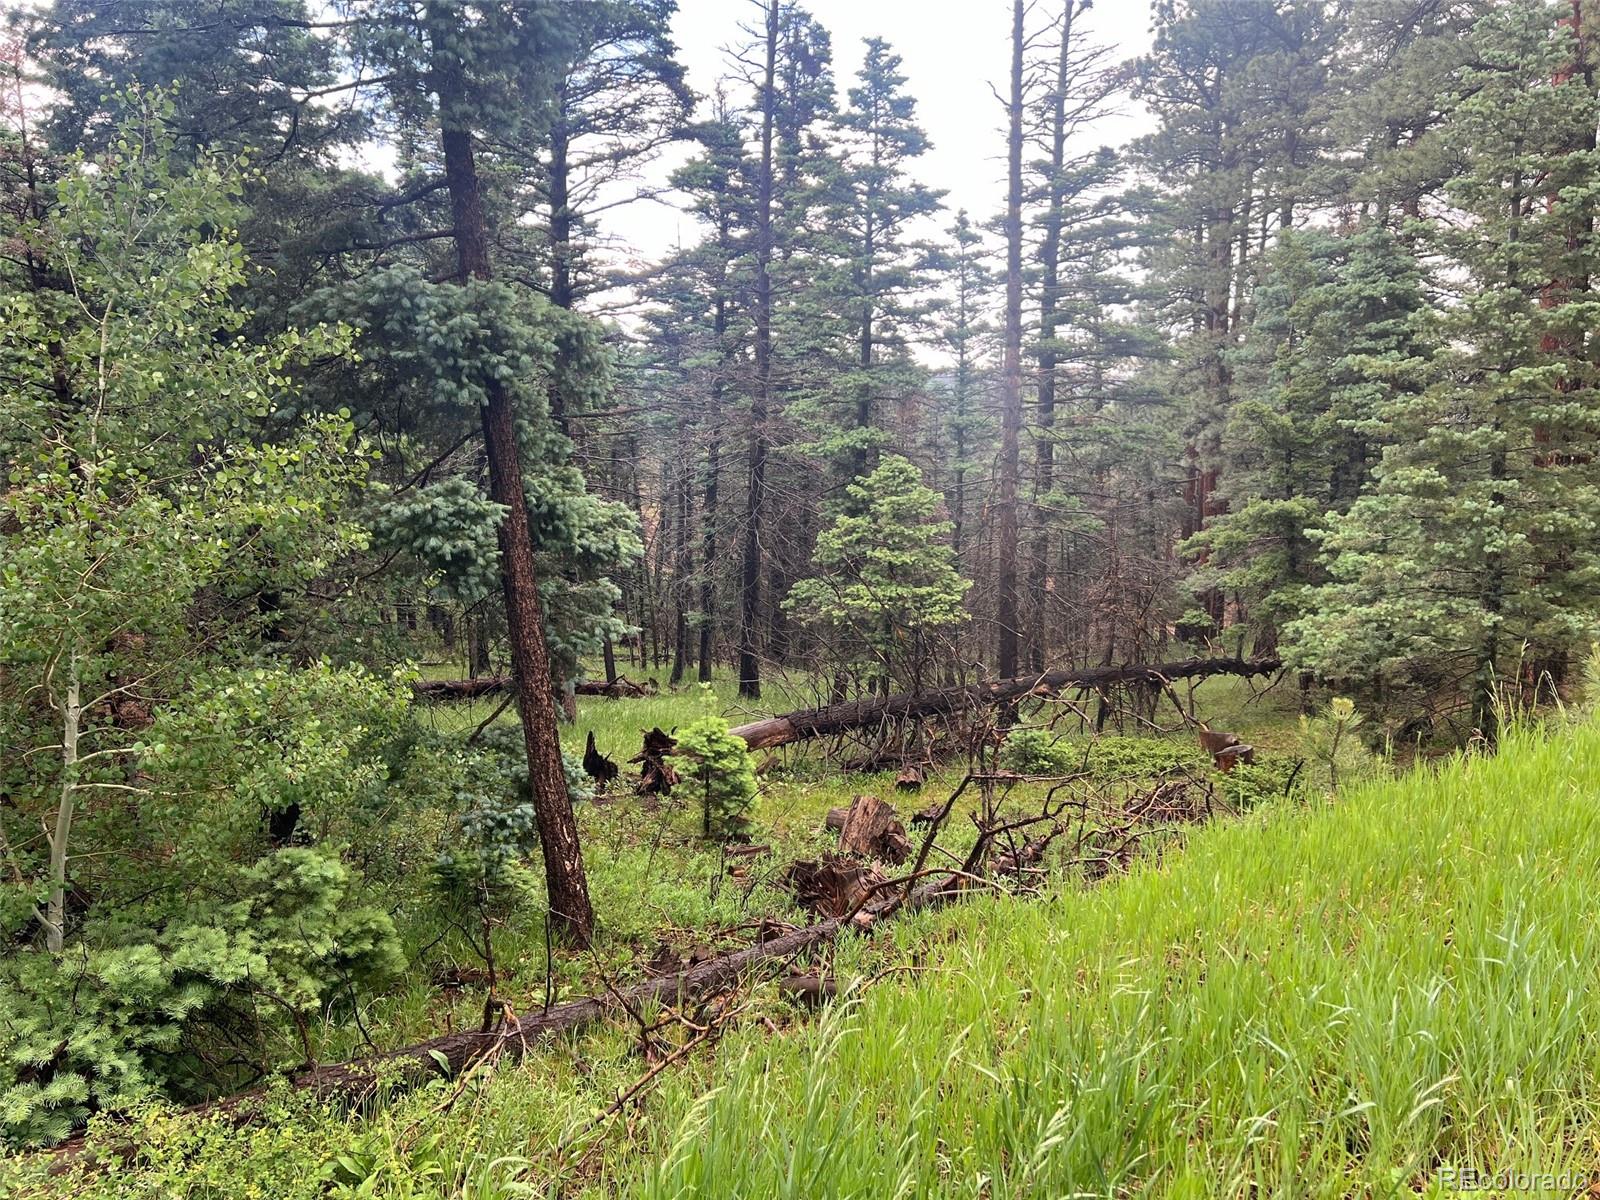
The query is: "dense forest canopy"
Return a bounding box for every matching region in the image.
[4,0,1600,1165]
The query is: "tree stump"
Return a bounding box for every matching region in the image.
[836,793,912,864]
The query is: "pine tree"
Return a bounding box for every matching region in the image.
[934,210,996,572]
[1024,0,1119,669]
[317,0,652,945]
[668,99,750,682]
[783,456,969,696]
[808,36,943,487]
[1134,0,1344,634]
[1288,2,1600,741]
[731,0,837,698]
[1187,224,1429,654]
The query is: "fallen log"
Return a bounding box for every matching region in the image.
[412,677,653,701]
[726,656,1283,751]
[412,676,512,700]
[46,875,969,1172]
[275,873,966,1101]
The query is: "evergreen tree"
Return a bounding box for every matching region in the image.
[731,0,837,698]
[1289,2,1600,741]
[1024,0,1120,669]
[933,210,997,573]
[783,456,969,696]
[665,99,751,682]
[996,0,1026,682]
[323,0,642,945]
[1133,0,1344,634]
[805,36,943,487]
[1187,224,1429,654]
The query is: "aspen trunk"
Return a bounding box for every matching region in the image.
[46,663,80,953]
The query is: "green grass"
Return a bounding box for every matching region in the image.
[627,716,1600,1198]
[20,710,1600,1197]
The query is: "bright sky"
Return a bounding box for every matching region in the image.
[614,0,1159,269]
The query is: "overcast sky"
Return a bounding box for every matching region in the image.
[611,0,1160,271]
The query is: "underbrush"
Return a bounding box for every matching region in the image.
[14,709,1600,1195]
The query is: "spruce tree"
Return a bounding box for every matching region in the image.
[934,210,997,572]
[1288,3,1600,740]
[1187,224,1428,653]
[808,36,943,487]
[783,456,969,696]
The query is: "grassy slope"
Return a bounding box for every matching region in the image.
[21,708,1600,1197]
[625,717,1600,1198]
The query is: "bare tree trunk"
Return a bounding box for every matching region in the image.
[670,461,692,686]
[699,425,720,683]
[1027,0,1078,673]
[738,0,779,701]
[428,5,594,946]
[45,661,79,953]
[996,0,1025,682]
[467,608,491,678]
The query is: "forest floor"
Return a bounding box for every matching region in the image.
[372,663,1308,1063]
[24,672,1596,1197]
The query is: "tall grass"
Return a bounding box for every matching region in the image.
[629,719,1600,1198]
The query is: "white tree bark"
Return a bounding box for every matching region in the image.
[46,660,80,953]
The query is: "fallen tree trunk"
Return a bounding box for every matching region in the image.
[265,876,965,1104]
[412,677,511,700]
[413,677,652,700]
[726,656,1283,751]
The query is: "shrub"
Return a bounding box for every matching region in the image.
[1215,757,1311,810]
[672,718,758,840]
[0,851,401,1148]
[431,726,592,905]
[1000,727,1076,775]
[1083,736,1207,781]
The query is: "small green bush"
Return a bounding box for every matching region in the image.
[1000,727,1076,775]
[0,851,401,1148]
[673,717,758,839]
[1083,736,1207,781]
[1214,757,1309,810]
[431,725,593,908]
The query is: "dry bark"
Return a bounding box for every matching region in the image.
[582,732,619,787]
[632,727,680,795]
[835,794,912,864]
[782,855,890,919]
